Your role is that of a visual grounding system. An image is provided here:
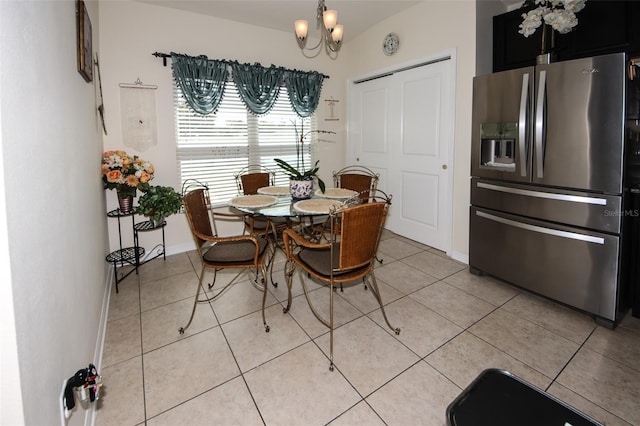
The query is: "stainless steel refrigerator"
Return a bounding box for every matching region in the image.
[469,52,635,327]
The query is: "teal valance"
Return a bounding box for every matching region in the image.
[231,62,284,116]
[171,53,228,115]
[170,52,328,118]
[284,70,325,118]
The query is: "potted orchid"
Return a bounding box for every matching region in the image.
[274,122,331,199]
[102,150,154,212]
[518,0,587,62]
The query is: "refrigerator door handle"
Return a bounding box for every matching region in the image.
[535,70,546,179]
[477,182,608,205]
[518,73,529,177]
[476,210,605,244]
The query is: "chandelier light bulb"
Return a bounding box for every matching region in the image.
[331,24,343,43]
[323,9,337,31]
[295,20,309,41]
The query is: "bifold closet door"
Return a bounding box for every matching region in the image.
[349,58,453,250]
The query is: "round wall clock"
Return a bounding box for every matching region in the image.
[383,32,400,56]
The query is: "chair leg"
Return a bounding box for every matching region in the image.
[260,264,270,333]
[266,228,278,288]
[207,268,219,290]
[179,266,206,334]
[283,259,296,313]
[366,273,400,335]
[329,278,335,371]
[287,265,334,370]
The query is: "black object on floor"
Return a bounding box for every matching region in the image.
[446,369,602,426]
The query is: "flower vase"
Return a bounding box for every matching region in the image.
[117,191,134,214]
[289,178,313,200]
[537,24,557,65]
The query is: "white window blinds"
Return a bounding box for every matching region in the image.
[174,81,317,206]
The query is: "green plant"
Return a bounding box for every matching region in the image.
[274,158,326,193]
[274,121,331,193]
[137,185,183,222]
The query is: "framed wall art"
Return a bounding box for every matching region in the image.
[77,0,93,82]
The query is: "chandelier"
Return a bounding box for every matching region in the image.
[294,0,344,59]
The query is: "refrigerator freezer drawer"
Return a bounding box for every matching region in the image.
[471,179,622,234]
[470,207,620,321]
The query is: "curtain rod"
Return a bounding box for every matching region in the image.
[152,52,171,66]
[151,51,329,79]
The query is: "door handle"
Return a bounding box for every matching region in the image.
[476,210,605,244]
[477,182,608,205]
[535,70,546,179]
[519,73,529,177]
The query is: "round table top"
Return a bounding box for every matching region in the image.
[230,193,351,217]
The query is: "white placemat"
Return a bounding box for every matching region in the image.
[257,186,290,196]
[294,199,344,214]
[229,195,278,209]
[315,188,358,199]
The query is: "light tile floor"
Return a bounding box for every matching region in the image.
[96,231,640,426]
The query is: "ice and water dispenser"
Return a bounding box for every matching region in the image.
[479,122,517,171]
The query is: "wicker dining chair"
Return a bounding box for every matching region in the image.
[281,190,400,371]
[333,165,380,202]
[302,165,379,242]
[181,186,272,334]
[233,165,291,285]
[233,165,289,237]
[234,165,276,195]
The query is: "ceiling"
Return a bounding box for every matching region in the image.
[135,0,524,41]
[135,1,424,40]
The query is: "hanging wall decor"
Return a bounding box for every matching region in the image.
[324,97,339,121]
[76,0,93,82]
[119,79,158,152]
[95,54,107,134]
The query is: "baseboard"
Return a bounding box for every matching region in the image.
[59,266,111,426]
[449,250,469,265]
[165,242,194,257]
[85,265,112,426]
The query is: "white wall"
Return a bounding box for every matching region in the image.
[100,0,350,254]
[100,0,479,263]
[343,0,477,261]
[1,0,109,424]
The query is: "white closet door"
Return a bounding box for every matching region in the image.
[348,75,392,192]
[349,59,453,251]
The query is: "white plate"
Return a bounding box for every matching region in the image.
[229,195,278,209]
[315,188,358,199]
[294,199,344,214]
[257,186,290,196]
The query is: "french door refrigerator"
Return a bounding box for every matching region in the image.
[469,52,634,327]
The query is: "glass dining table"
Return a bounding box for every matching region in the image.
[226,186,359,285]
[228,186,358,218]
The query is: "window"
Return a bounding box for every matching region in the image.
[174,81,317,205]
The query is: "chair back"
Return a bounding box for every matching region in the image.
[235,166,275,195]
[333,196,389,271]
[333,166,379,202]
[183,188,215,250]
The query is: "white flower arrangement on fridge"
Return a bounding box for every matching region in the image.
[518,0,587,38]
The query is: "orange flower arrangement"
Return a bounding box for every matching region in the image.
[102,150,154,197]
